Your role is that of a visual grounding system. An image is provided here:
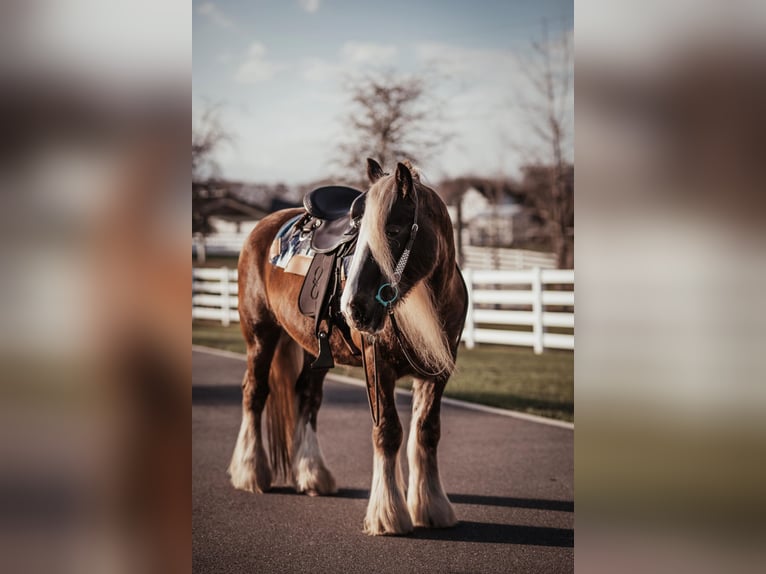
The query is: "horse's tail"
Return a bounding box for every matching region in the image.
[265,332,302,484]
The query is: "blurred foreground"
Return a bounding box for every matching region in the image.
[0,0,765,573]
[0,2,189,573]
[577,1,766,572]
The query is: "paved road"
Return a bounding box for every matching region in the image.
[192,348,573,574]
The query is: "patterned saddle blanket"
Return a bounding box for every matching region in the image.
[269,214,354,279]
[269,214,315,276]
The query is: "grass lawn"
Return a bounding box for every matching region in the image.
[193,321,573,422]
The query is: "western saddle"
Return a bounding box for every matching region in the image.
[297,185,366,369]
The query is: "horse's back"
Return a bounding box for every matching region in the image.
[242,208,303,259]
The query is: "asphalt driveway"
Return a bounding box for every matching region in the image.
[192,347,573,573]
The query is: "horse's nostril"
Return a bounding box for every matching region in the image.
[349,300,366,324]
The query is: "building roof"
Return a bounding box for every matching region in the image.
[199,196,269,221]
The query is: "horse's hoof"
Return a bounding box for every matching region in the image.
[229,476,271,494]
[228,461,272,493]
[363,521,414,536]
[363,511,414,536]
[294,465,337,496]
[407,495,457,528]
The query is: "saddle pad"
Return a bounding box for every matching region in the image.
[269,214,315,276]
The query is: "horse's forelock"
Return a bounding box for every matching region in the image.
[363,176,398,280]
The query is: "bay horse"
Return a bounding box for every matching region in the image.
[228,159,468,535]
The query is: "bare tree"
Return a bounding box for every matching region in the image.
[336,70,449,180]
[192,103,231,184]
[192,103,232,238]
[513,24,574,268]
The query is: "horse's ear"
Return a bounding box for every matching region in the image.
[395,162,413,197]
[367,158,384,183]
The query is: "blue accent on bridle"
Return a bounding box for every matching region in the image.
[375,283,399,307]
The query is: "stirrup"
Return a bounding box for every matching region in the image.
[311,330,335,369]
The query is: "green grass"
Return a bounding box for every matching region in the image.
[193,321,573,422]
[432,345,573,421]
[192,322,249,353]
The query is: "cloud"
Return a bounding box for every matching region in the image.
[302,42,399,82]
[235,43,284,84]
[413,42,530,116]
[302,57,341,82]
[299,0,321,13]
[414,42,520,82]
[198,2,233,28]
[341,42,398,65]
[412,41,573,174]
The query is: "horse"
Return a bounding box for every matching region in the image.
[227,158,468,535]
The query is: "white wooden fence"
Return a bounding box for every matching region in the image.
[192,267,240,326]
[461,246,557,271]
[192,267,573,353]
[194,233,557,271]
[461,268,573,353]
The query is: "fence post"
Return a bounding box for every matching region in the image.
[220,266,230,327]
[532,266,543,354]
[463,268,475,349]
[194,233,206,264]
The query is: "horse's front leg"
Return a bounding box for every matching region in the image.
[364,367,413,536]
[406,377,457,528]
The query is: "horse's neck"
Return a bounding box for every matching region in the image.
[425,232,458,309]
[426,258,457,305]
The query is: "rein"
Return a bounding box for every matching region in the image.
[361,183,449,425]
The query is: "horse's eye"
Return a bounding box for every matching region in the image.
[386,227,400,238]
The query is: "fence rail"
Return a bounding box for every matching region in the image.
[461,246,557,270]
[192,267,573,353]
[194,233,557,271]
[461,268,573,353]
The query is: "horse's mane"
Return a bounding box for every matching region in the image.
[362,169,455,375]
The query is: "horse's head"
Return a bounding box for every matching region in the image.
[341,158,439,334]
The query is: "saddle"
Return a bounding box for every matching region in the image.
[296,185,366,369]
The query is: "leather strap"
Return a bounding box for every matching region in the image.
[361,335,381,426]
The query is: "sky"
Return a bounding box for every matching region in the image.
[193,0,573,184]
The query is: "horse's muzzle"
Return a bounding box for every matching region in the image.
[345,296,386,334]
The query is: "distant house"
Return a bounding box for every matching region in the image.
[204,196,269,235]
[467,203,522,246]
[446,187,521,247]
[442,185,557,269]
[192,183,300,260]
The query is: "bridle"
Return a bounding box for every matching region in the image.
[349,178,420,308]
[350,181,449,425]
[374,187,419,308]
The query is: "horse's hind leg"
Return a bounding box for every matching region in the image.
[406,377,457,528]
[364,368,413,536]
[228,322,281,493]
[291,354,337,496]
